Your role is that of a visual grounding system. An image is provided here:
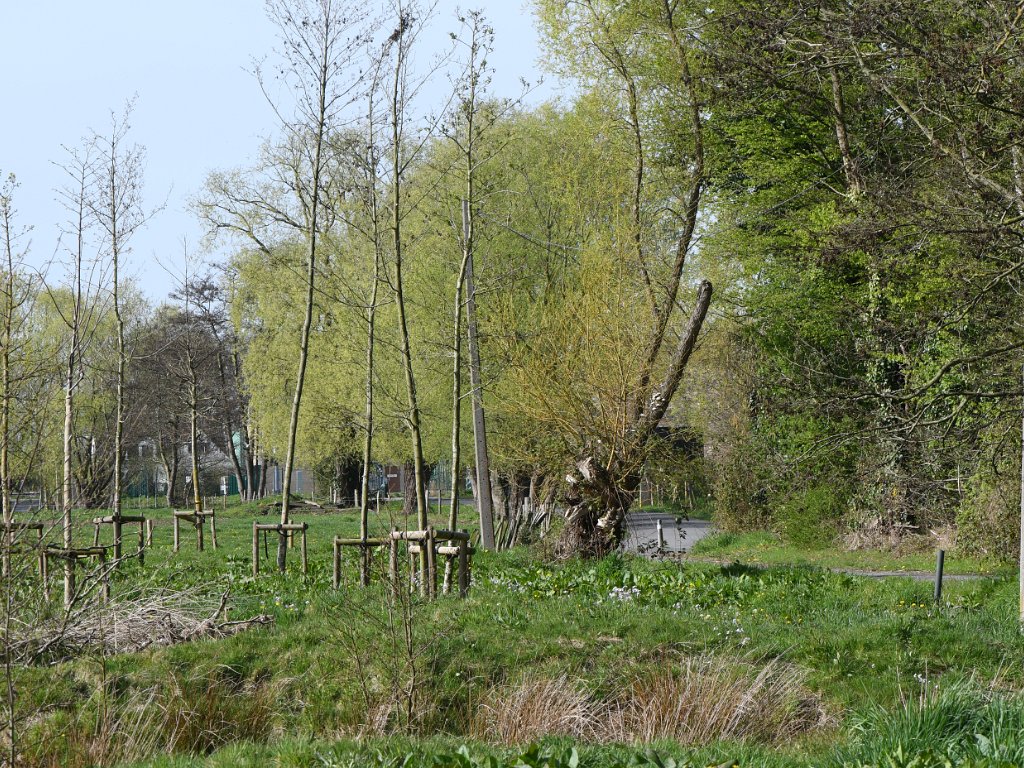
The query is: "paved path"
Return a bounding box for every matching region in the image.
[623,512,714,555]
[622,513,992,581]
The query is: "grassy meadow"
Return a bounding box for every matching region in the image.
[5,501,1024,767]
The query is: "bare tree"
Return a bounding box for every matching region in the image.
[440,10,535,551]
[53,142,107,605]
[199,0,370,572]
[381,0,450,582]
[347,54,389,584]
[88,103,149,560]
[0,176,55,572]
[0,176,27,578]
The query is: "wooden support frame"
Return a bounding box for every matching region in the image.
[43,545,110,603]
[252,522,308,576]
[332,536,389,589]
[172,510,217,552]
[92,514,148,565]
[2,521,46,577]
[389,528,472,599]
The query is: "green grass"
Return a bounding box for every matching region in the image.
[6,501,1024,768]
[127,737,805,767]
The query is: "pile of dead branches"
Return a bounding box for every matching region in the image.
[6,588,272,663]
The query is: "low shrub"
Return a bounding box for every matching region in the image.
[776,484,847,548]
[956,474,1020,563]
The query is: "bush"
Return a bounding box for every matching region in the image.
[957,473,1021,563]
[776,484,847,548]
[712,436,772,532]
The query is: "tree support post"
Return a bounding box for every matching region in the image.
[253,522,308,576]
[252,522,259,577]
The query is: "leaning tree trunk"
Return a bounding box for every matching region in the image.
[558,281,712,557]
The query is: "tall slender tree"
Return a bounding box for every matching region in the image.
[54,142,104,605]
[200,0,370,571]
[88,104,148,561]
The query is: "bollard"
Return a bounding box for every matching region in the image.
[934,549,945,605]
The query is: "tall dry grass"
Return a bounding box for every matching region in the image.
[616,655,829,744]
[472,655,830,747]
[23,670,280,768]
[474,676,607,744]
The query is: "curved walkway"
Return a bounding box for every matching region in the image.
[623,513,993,581]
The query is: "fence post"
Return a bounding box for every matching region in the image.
[458,529,469,597]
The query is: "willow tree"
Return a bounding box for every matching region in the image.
[511,0,715,555]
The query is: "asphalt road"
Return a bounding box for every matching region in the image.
[623,512,714,555]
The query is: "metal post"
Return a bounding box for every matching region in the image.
[934,548,945,605]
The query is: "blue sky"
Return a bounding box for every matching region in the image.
[1,1,556,301]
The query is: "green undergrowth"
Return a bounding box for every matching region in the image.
[8,503,1024,767]
[129,738,794,768]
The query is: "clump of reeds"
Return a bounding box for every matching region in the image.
[472,654,830,747]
